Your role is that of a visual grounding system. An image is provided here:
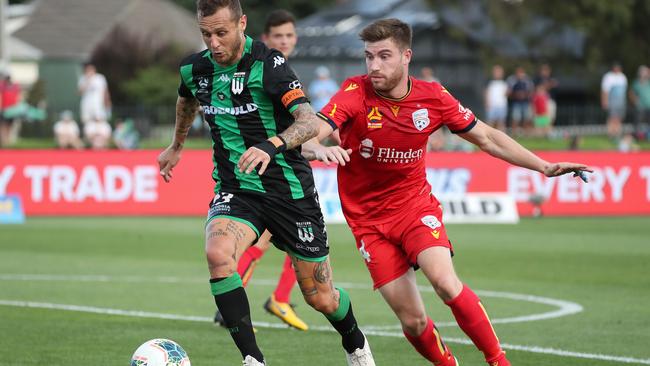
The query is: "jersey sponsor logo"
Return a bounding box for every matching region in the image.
[421,215,442,230]
[273,55,285,68]
[358,138,424,163]
[359,138,375,159]
[412,108,430,131]
[459,103,473,121]
[218,74,230,83]
[344,83,359,92]
[281,89,306,108]
[359,239,371,262]
[367,106,383,129]
[231,72,246,95]
[202,103,258,116]
[296,221,314,243]
[390,105,400,117]
[289,80,302,90]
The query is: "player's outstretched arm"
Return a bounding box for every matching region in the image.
[238,103,323,175]
[301,119,351,165]
[459,119,592,180]
[157,96,199,182]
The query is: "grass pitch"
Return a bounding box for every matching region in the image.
[1,217,648,365]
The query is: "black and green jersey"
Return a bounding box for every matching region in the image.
[178,36,314,200]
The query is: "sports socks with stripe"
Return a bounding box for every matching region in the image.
[403,317,456,365]
[211,274,264,363]
[445,285,508,364]
[324,287,366,354]
[273,255,296,302]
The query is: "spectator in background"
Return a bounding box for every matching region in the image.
[484,65,508,131]
[618,133,639,152]
[53,110,83,149]
[113,118,139,150]
[78,62,111,125]
[419,66,439,83]
[84,118,112,149]
[534,63,558,125]
[601,62,628,139]
[629,65,650,140]
[532,83,552,137]
[0,73,22,147]
[506,66,534,136]
[308,66,339,112]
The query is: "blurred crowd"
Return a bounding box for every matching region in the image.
[2,59,649,152]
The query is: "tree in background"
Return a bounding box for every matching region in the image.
[429,0,650,89]
[171,0,336,37]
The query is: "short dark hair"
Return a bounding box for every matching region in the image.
[264,9,296,34]
[359,18,412,50]
[196,0,242,21]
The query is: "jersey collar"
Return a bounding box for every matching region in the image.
[374,76,412,102]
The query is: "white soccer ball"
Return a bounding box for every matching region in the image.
[130,338,191,366]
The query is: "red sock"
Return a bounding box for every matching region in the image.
[403,317,456,365]
[272,255,296,303]
[445,285,507,364]
[237,246,264,287]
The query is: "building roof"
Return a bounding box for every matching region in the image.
[13,0,202,60]
[293,0,584,60]
[294,0,439,59]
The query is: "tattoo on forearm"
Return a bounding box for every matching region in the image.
[175,97,199,143]
[314,260,331,284]
[280,103,319,149]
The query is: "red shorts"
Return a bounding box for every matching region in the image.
[349,194,453,289]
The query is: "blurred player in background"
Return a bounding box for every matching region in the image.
[157,1,374,365]
[212,8,309,332]
[313,18,591,366]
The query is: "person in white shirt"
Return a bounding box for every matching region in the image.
[78,62,111,125]
[484,65,508,131]
[601,62,628,138]
[53,110,83,149]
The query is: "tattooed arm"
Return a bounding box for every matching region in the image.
[238,102,323,175]
[157,96,199,182]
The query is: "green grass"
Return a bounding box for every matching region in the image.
[1,217,649,365]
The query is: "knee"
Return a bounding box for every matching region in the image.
[430,273,463,301]
[205,243,236,276]
[304,292,338,315]
[401,314,428,336]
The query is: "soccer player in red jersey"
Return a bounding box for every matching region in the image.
[310,19,592,366]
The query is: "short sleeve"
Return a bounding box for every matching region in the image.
[316,78,362,131]
[262,50,308,113]
[437,85,476,134]
[178,79,193,98]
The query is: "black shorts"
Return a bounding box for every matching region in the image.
[206,191,329,262]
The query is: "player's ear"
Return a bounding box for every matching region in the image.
[403,48,412,65]
[239,14,247,33]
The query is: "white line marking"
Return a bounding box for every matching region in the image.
[0,274,583,327]
[0,300,648,365]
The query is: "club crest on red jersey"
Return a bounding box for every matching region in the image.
[412,108,430,131]
[359,138,375,159]
[367,107,383,129]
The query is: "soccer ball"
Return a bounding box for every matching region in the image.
[130,339,191,366]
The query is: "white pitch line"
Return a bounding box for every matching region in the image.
[1,300,648,365]
[0,274,583,327]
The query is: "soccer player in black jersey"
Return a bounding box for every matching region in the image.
[157,1,374,365]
